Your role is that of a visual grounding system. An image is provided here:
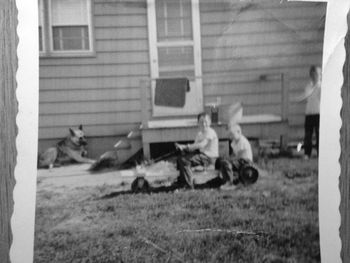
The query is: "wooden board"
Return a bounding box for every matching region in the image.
[39,76,145,90]
[39,88,140,103]
[0,1,17,262]
[40,51,149,66]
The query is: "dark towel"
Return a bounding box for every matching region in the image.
[154,78,190,108]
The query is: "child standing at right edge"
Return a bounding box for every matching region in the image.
[296,65,322,159]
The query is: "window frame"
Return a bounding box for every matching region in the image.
[39,0,95,57]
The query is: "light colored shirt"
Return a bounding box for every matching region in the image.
[194,127,219,158]
[305,81,321,115]
[230,135,253,161]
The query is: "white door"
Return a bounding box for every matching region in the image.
[147,0,203,117]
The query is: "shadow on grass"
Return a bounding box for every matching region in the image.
[100,177,224,199]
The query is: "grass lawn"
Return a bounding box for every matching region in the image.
[34,158,320,263]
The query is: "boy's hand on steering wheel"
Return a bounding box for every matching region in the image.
[175,143,186,151]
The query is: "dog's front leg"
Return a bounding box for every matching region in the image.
[66,149,95,164]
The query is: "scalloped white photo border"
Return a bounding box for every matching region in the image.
[10,0,347,262]
[11,0,39,262]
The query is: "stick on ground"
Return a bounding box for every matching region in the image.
[175,228,265,236]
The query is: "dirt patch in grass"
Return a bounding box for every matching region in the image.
[34,158,319,263]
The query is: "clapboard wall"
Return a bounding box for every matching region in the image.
[200,0,326,139]
[39,0,149,140]
[39,0,149,157]
[38,0,326,157]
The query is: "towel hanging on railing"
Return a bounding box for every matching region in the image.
[154,78,190,108]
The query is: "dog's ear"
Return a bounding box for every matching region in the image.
[78,124,83,130]
[69,128,76,136]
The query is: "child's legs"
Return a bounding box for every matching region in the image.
[177,152,212,187]
[176,153,200,188]
[304,115,314,157]
[176,151,208,170]
[189,152,212,167]
[176,155,190,185]
[220,159,239,184]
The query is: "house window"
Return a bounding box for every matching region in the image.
[155,0,195,77]
[52,26,89,50]
[39,0,93,56]
[156,0,193,42]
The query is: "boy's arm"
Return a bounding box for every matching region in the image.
[236,149,251,161]
[187,138,209,151]
[174,142,188,151]
[240,139,253,161]
[174,137,208,151]
[230,139,253,161]
[294,84,314,103]
[189,129,217,151]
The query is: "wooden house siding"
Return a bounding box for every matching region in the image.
[199,0,326,139]
[39,0,149,151]
[38,0,326,158]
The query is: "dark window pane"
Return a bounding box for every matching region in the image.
[52,26,89,51]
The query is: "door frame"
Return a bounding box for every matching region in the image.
[146,0,203,117]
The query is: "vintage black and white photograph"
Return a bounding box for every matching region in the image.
[33,0,327,262]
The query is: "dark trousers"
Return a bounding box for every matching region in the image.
[218,157,242,185]
[176,151,213,188]
[304,114,320,157]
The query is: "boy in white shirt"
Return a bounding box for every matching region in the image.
[218,124,256,190]
[229,124,253,161]
[295,65,321,159]
[174,112,219,188]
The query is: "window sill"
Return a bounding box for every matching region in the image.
[39,51,96,59]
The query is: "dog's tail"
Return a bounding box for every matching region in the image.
[89,150,119,172]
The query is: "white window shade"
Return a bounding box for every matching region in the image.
[51,0,88,26]
[158,46,195,77]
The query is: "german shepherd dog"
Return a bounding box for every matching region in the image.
[38,125,95,169]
